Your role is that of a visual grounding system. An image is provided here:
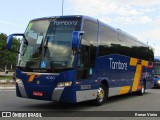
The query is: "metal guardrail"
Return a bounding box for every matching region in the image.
[0,73,16,89]
[0,74,13,77]
[0,80,15,84]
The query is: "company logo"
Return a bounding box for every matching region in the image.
[27,74,40,83]
[109,58,128,70]
[46,76,55,80]
[2,112,11,117]
[81,85,91,90]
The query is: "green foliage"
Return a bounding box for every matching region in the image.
[0,76,13,80]
[0,33,20,71]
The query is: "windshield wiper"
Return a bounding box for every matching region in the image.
[23,35,28,46]
[43,38,48,57]
[20,35,28,56]
[43,37,54,69]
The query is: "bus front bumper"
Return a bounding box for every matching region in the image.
[16,82,76,103]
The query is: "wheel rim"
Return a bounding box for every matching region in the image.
[97,87,105,103]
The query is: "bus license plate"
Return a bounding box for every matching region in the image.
[33,91,43,97]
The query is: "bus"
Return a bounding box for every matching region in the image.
[6,15,154,105]
[153,57,160,87]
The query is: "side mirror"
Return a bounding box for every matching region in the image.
[6,34,14,50]
[72,31,84,54]
[6,33,28,51]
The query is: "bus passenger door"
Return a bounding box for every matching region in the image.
[76,42,90,80]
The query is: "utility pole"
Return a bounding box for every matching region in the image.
[62,0,64,16]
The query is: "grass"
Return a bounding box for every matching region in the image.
[0,76,13,80]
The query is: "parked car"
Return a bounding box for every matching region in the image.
[154,75,160,88]
[153,57,160,88]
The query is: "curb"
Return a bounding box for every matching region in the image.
[0,80,16,90]
[0,87,16,90]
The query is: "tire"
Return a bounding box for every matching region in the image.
[93,84,107,106]
[137,82,146,95]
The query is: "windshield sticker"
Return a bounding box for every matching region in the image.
[26,23,33,31]
[37,36,43,44]
[28,31,37,39]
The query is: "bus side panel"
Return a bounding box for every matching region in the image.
[142,61,154,89]
[95,54,133,96]
[58,70,77,103]
[75,79,99,102]
[95,54,153,96]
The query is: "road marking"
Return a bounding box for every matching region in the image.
[0,90,15,91]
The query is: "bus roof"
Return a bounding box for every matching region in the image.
[31,15,84,21]
[30,15,153,50]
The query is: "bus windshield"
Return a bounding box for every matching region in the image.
[18,17,81,69]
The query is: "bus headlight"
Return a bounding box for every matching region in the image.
[57,82,72,87]
[16,78,23,84]
[157,80,160,84]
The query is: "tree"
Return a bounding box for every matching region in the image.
[0,33,20,71]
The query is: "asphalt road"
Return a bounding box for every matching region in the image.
[0,89,160,119]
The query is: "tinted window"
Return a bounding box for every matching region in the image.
[82,19,98,67]
[99,24,154,61]
[99,24,116,56]
[117,33,154,61]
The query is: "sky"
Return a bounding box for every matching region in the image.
[0,0,160,56]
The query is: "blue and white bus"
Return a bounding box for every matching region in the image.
[153,57,160,87]
[6,15,154,105]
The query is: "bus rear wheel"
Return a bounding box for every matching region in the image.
[137,82,146,95]
[94,84,107,105]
